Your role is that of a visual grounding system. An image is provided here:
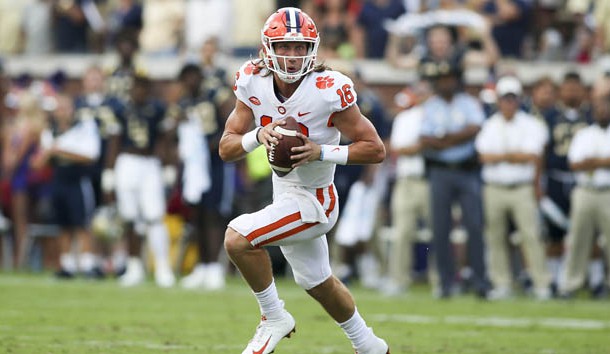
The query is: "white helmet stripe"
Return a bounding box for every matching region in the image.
[288,8,297,33]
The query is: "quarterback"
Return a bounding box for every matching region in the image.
[219,7,389,354]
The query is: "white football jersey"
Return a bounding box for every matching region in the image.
[233,61,357,189]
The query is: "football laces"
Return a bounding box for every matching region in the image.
[268,142,276,162]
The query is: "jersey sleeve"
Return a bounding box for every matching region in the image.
[232,61,261,109]
[318,71,358,114]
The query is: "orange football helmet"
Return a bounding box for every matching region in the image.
[261,7,320,83]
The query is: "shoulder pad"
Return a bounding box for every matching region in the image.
[233,61,266,107]
[311,70,357,113]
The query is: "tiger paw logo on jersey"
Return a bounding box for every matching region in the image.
[316,76,335,89]
[244,63,261,76]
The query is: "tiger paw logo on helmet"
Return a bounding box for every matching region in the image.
[315,76,335,89]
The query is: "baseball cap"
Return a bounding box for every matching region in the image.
[496,76,522,97]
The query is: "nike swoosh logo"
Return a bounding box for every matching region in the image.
[332,147,340,152]
[297,112,311,117]
[252,336,271,354]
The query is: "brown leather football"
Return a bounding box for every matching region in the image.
[268,116,304,177]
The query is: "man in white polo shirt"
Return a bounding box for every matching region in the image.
[382,81,433,296]
[475,76,551,300]
[559,94,610,298]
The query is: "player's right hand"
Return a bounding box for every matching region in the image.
[257,119,285,150]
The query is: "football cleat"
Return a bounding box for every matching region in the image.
[355,337,390,354]
[119,257,145,287]
[180,264,207,289]
[154,262,176,288]
[202,263,225,291]
[241,311,296,354]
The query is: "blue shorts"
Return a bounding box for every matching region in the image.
[52,178,95,228]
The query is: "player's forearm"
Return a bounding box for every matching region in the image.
[219,132,249,162]
[479,153,507,164]
[52,149,96,164]
[571,157,610,171]
[346,139,386,164]
[392,143,422,157]
[104,135,120,169]
[506,152,539,164]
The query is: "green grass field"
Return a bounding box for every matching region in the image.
[1,273,609,354]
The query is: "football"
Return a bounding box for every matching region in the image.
[268,116,304,177]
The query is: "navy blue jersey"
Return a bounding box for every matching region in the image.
[170,89,228,208]
[105,65,137,101]
[118,98,166,154]
[173,88,225,153]
[74,95,122,139]
[543,104,592,172]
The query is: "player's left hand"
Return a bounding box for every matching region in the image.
[290,132,321,168]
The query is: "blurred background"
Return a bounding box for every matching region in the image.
[0,0,609,300]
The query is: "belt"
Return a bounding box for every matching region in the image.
[123,147,154,156]
[427,159,479,171]
[487,182,530,189]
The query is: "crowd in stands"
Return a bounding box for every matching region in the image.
[0,0,607,61]
[0,0,609,300]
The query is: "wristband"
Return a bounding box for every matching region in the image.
[241,127,262,153]
[319,145,348,165]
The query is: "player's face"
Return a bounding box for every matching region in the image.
[131,82,149,104]
[559,79,585,107]
[272,42,308,73]
[182,72,202,94]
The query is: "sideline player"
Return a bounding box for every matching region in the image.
[104,75,175,287]
[219,7,389,354]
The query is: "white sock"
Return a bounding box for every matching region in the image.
[338,308,374,350]
[78,252,96,272]
[147,221,170,269]
[60,253,77,273]
[253,279,285,321]
[588,259,604,289]
[547,257,562,284]
[112,249,127,272]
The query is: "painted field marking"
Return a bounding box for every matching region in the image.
[371,314,610,330]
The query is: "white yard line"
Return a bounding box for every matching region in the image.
[371,314,610,330]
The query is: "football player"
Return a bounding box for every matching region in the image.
[538,72,594,295]
[105,29,143,101]
[103,75,175,288]
[170,63,231,291]
[219,7,389,354]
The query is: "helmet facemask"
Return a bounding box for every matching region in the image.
[262,35,319,84]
